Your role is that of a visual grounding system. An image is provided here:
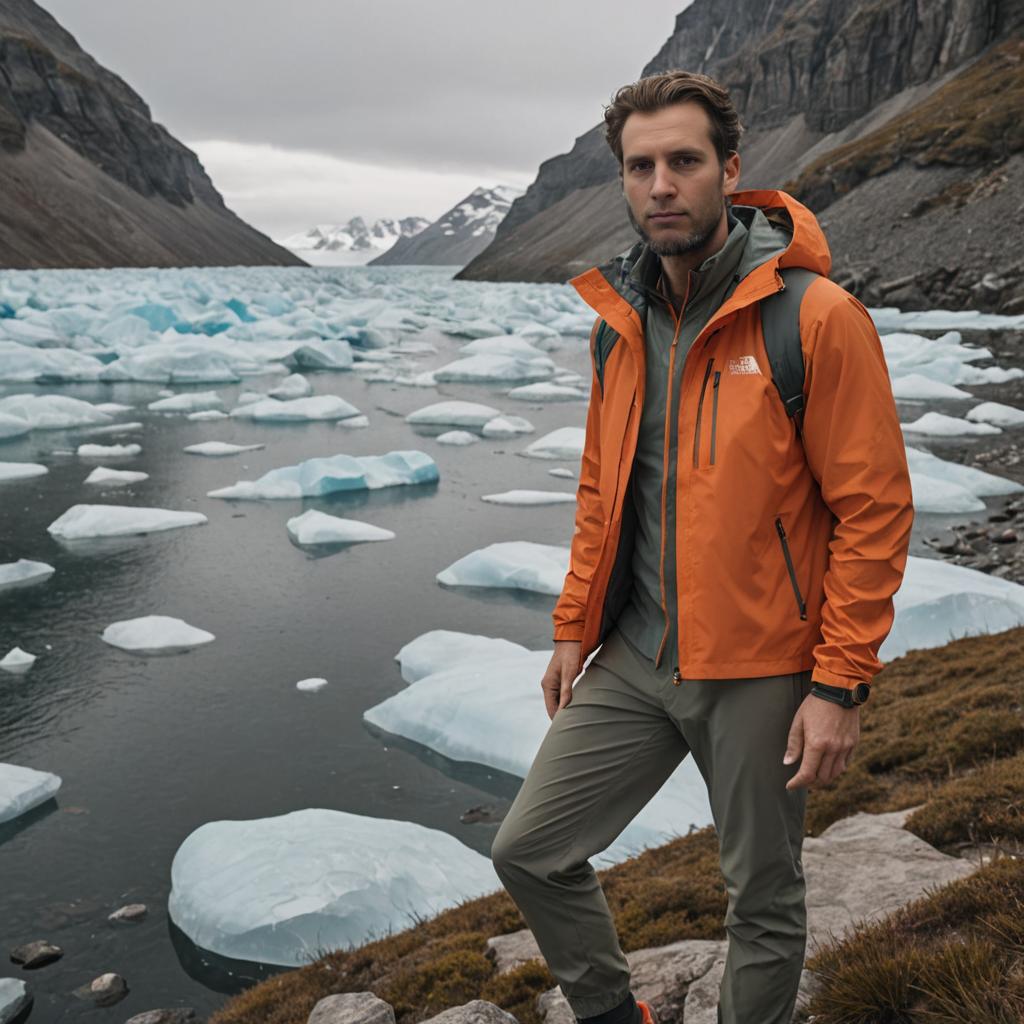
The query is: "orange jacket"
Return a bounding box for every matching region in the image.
[552,188,915,690]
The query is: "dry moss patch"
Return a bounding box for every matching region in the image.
[208,626,1024,1024]
[786,36,1024,210]
[805,856,1024,1023]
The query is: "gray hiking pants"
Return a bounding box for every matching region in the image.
[490,623,814,1024]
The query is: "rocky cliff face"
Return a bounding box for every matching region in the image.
[457,0,1024,313]
[0,0,304,268]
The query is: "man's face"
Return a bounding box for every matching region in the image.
[619,101,740,257]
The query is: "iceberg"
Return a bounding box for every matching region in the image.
[507,381,587,402]
[901,412,1001,436]
[0,393,112,430]
[459,335,548,358]
[480,489,576,506]
[406,400,501,428]
[0,762,62,825]
[183,441,266,457]
[0,461,48,482]
[364,650,712,867]
[187,409,229,421]
[229,395,360,422]
[148,391,225,413]
[0,559,55,591]
[395,629,531,684]
[481,415,534,438]
[296,677,328,692]
[286,509,395,545]
[520,427,585,460]
[880,556,1024,660]
[0,646,36,674]
[208,450,438,500]
[167,807,501,966]
[905,445,1021,514]
[0,978,32,1023]
[101,615,215,652]
[437,541,569,596]
[76,443,142,457]
[435,430,479,445]
[889,373,973,401]
[433,353,555,383]
[0,341,105,382]
[549,467,576,479]
[48,505,207,539]
[84,467,149,486]
[0,412,32,441]
[964,401,1024,427]
[268,373,313,399]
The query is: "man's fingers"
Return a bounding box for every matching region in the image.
[783,712,804,766]
[786,742,824,790]
[817,749,840,786]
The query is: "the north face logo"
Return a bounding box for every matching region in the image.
[727,355,761,375]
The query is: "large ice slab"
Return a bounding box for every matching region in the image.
[229,395,360,422]
[0,461,48,482]
[0,762,62,825]
[437,541,569,595]
[520,427,585,460]
[208,450,438,499]
[480,489,576,506]
[101,615,215,652]
[47,504,207,539]
[148,391,225,413]
[906,445,1021,514]
[167,807,501,966]
[902,412,1001,436]
[84,467,149,486]
[364,650,712,867]
[880,555,1024,661]
[183,441,266,457]
[406,400,500,428]
[0,394,112,430]
[433,353,555,383]
[395,629,531,683]
[77,443,142,458]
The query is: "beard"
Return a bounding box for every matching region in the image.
[626,193,725,258]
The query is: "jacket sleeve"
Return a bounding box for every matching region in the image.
[552,318,607,642]
[799,289,915,689]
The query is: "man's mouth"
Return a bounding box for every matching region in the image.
[648,212,686,221]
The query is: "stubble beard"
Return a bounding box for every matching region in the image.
[625,194,725,258]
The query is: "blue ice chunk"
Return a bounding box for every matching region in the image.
[128,303,179,333]
[225,298,257,323]
[0,302,15,319]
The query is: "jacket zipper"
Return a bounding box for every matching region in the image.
[774,516,807,620]
[655,273,690,669]
[710,370,721,466]
[692,357,715,468]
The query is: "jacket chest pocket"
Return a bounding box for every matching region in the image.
[692,357,722,469]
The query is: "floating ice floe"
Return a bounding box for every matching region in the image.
[79,420,144,436]
[458,334,549,358]
[435,430,478,445]
[77,442,142,457]
[0,461,48,482]
[880,555,1024,660]
[229,395,360,422]
[549,467,576,479]
[406,400,501,428]
[0,393,112,430]
[0,647,36,674]
[481,415,534,438]
[0,341,106,382]
[364,644,711,867]
[395,629,532,683]
[965,401,1024,428]
[148,391,225,413]
[905,445,1022,514]
[520,427,585,460]
[0,762,62,825]
[480,489,576,506]
[0,559,55,591]
[879,330,1024,386]
[437,541,569,595]
[336,414,369,429]
[296,677,328,692]
[209,450,438,500]
[187,409,229,421]
[871,307,1024,332]
[0,977,31,1023]
[101,615,215,652]
[268,373,313,400]
[167,807,501,966]
[183,441,266,457]
[901,412,1001,436]
[433,353,555,383]
[48,505,207,539]
[286,509,395,545]
[889,373,974,401]
[0,412,32,441]
[84,467,149,486]
[507,381,587,402]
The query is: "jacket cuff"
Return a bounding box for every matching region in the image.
[811,666,870,689]
[553,622,585,642]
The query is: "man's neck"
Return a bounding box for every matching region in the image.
[656,213,730,308]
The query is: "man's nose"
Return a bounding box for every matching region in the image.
[649,161,677,198]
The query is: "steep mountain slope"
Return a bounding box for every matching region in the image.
[457,0,1024,313]
[0,0,304,269]
[369,185,523,267]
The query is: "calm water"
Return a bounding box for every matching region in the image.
[0,287,970,1022]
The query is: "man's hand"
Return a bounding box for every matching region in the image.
[783,694,861,789]
[541,641,582,720]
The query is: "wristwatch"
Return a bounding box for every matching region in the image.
[811,681,870,708]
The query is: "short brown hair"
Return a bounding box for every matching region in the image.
[603,70,743,169]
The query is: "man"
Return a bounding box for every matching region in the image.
[489,70,914,1024]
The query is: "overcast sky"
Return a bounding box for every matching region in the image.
[42,1,689,240]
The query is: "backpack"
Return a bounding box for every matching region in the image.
[592,265,821,439]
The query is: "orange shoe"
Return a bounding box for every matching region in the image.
[636,999,659,1024]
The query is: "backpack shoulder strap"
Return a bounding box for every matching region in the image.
[592,319,621,397]
[759,267,820,438]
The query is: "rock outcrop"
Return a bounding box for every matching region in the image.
[0,0,305,269]
[456,0,1024,313]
